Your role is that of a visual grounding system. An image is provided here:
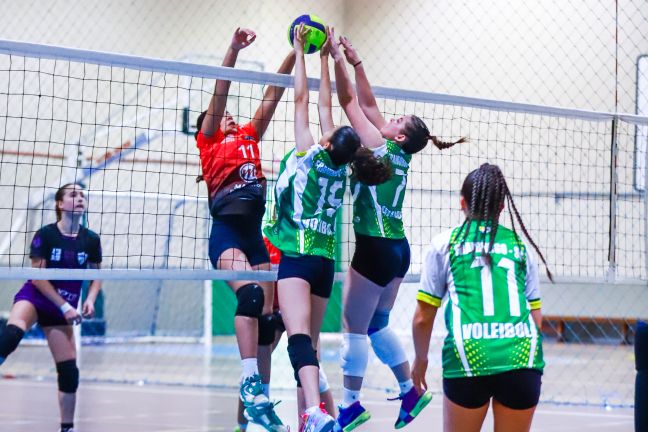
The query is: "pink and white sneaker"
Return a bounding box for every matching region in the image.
[301,403,335,432]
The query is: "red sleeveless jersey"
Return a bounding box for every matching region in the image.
[196,123,265,203]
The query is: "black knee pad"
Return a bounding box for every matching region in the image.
[0,324,25,363]
[258,313,276,346]
[56,360,79,394]
[235,283,264,318]
[287,334,318,382]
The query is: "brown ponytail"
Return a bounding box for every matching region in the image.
[429,135,468,150]
[350,147,392,186]
[401,115,467,154]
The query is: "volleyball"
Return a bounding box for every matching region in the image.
[287,14,327,54]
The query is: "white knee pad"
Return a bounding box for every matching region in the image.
[369,327,408,368]
[319,367,330,393]
[340,333,369,378]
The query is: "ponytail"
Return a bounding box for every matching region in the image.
[350,147,392,186]
[429,135,467,150]
[401,115,467,154]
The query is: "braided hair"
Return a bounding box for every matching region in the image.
[457,163,553,282]
[401,115,467,154]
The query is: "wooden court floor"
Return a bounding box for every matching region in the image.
[0,378,635,431]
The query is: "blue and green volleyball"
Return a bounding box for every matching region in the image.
[288,14,327,54]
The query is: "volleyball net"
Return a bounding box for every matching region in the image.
[0,39,647,406]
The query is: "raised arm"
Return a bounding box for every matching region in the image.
[293,24,315,153]
[251,50,296,139]
[201,28,256,137]
[318,30,334,135]
[339,36,387,131]
[327,27,383,149]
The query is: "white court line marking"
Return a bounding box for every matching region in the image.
[534,408,633,419]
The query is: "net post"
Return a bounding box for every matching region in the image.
[607,116,619,282]
[644,122,648,279]
[203,279,213,351]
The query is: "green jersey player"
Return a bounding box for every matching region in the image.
[412,163,553,432]
[263,23,390,432]
[327,28,465,432]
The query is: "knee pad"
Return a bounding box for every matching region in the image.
[258,313,277,346]
[369,327,408,368]
[0,324,25,364]
[287,334,318,382]
[235,283,264,318]
[56,360,79,394]
[340,333,369,378]
[319,367,330,393]
[368,310,390,335]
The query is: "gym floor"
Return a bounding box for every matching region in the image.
[0,378,635,432]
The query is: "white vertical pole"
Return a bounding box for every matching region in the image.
[74,304,82,367]
[607,117,619,282]
[203,279,213,352]
[644,122,648,279]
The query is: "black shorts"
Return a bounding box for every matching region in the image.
[208,212,270,268]
[443,369,542,410]
[277,254,335,298]
[351,233,410,287]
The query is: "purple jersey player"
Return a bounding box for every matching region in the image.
[0,183,102,432]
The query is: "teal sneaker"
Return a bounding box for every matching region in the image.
[244,400,288,432]
[240,374,268,407]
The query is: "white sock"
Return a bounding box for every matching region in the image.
[241,358,259,379]
[342,388,360,408]
[399,379,413,395]
[262,383,270,398]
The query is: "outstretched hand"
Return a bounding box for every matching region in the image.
[293,23,310,53]
[326,26,343,61]
[339,36,360,65]
[231,27,256,51]
[320,26,332,58]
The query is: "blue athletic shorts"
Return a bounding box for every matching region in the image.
[443,368,542,410]
[277,254,335,299]
[208,213,269,268]
[351,233,410,287]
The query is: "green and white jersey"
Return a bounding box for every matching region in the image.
[417,222,544,378]
[350,139,411,239]
[263,144,346,259]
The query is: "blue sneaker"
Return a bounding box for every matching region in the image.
[392,387,433,429]
[334,401,371,432]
